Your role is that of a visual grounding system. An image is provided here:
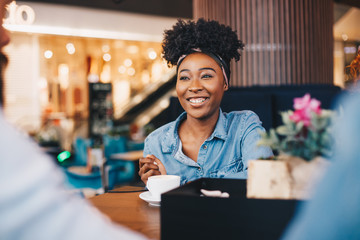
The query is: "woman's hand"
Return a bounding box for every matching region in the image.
[138,154,167,184]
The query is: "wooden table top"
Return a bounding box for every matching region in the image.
[89,186,160,240]
[110,150,144,161]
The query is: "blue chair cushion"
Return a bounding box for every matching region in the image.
[62,167,102,189]
[103,135,127,159]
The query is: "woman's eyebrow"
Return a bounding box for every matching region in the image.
[179,69,190,73]
[179,67,216,73]
[199,67,216,72]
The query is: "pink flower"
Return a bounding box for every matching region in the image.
[290,109,311,126]
[293,94,321,113]
[289,94,322,126]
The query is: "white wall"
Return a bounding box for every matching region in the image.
[4,33,41,132]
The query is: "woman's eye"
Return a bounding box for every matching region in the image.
[202,74,213,79]
[179,76,189,81]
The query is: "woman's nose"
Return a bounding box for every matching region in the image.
[188,78,203,92]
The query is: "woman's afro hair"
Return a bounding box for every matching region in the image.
[162,18,245,67]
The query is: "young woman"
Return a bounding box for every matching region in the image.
[139,18,273,185]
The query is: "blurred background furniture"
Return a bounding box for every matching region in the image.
[63,166,103,190]
[102,135,139,191]
[73,137,92,166]
[61,137,103,196]
[60,136,141,194]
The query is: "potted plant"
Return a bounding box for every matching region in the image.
[247,93,336,199]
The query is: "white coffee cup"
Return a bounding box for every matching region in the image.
[146,175,180,201]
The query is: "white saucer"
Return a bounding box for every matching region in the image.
[139,191,161,207]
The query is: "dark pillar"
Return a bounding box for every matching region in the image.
[193,0,334,86]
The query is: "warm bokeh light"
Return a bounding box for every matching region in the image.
[103,53,111,62]
[151,61,163,81]
[124,58,133,67]
[113,80,131,109]
[58,64,69,89]
[102,44,110,52]
[87,74,99,83]
[342,33,349,41]
[66,43,75,55]
[133,95,143,104]
[44,50,53,59]
[127,45,139,54]
[159,99,169,109]
[118,65,126,74]
[148,49,157,60]
[127,67,136,76]
[141,71,150,84]
[100,64,111,83]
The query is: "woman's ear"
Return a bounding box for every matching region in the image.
[224,83,229,91]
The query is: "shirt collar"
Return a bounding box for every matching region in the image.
[210,108,228,141]
[161,109,228,153]
[161,111,186,153]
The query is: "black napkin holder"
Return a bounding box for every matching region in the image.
[161,178,300,240]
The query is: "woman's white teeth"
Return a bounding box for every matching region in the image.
[189,98,206,103]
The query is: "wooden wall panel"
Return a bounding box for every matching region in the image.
[193,0,334,87]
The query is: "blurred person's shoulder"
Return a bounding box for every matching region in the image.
[336,85,360,110]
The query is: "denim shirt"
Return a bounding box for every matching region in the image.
[143,109,273,185]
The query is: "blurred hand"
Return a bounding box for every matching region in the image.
[138,154,167,184]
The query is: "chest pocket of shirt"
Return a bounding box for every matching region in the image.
[209,158,243,178]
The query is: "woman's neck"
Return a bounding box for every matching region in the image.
[181,111,219,140]
[177,111,220,162]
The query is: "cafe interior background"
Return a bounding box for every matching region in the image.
[2,0,360,189]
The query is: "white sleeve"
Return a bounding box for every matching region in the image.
[0,112,147,240]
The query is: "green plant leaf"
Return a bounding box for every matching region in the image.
[276,125,296,136]
[295,121,304,133]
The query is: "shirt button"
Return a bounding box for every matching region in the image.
[203,145,207,149]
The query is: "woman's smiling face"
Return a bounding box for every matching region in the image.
[176,52,228,121]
